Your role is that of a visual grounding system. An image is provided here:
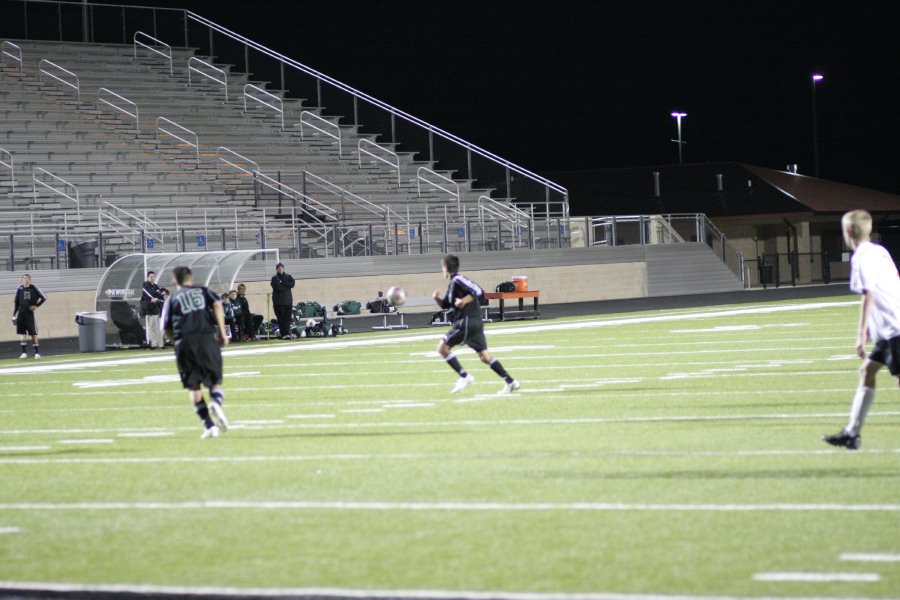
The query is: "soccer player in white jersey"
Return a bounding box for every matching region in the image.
[823,210,900,450]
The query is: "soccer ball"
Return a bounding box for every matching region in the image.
[306,318,316,328]
[386,286,406,307]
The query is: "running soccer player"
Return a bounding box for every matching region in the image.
[823,209,900,450]
[432,254,520,395]
[161,266,230,439]
[12,274,47,359]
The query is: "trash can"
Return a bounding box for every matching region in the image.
[75,311,108,353]
[759,264,774,285]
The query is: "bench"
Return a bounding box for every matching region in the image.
[484,290,540,321]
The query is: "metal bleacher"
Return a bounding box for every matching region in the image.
[1,5,567,270]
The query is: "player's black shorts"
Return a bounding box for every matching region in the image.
[443,317,488,353]
[174,334,223,389]
[869,336,900,376]
[16,311,37,336]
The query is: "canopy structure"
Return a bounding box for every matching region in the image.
[95,250,279,347]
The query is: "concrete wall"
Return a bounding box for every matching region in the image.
[0,289,96,341]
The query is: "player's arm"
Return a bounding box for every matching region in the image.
[12,289,19,319]
[31,287,46,310]
[856,290,873,359]
[432,289,450,309]
[212,300,229,347]
[283,275,295,289]
[454,294,474,309]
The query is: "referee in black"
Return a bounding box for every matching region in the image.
[161,266,230,439]
[13,274,47,359]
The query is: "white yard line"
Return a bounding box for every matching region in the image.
[0,580,886,600]
[0,500,898,512]
[56,439,114,445]
[0,301,858,377]
[0,446,51,451]
[752,572,880,583]
[0,527,21,534]
[839,552,900,562]
[116,432,173,438]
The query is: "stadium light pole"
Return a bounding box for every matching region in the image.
[671,112,687,164]
[811,73,823,178]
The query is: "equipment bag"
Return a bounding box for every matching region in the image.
[333,300,362,315]
[295,301,326,318]
[496,281,516,293]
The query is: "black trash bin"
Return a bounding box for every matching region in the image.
[68,241,98,268]
[759,264,774,285]
[75,311,107,353]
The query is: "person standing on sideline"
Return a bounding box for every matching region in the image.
[236,283,255,341]
[432,254,520,395]
[824,209,900,450]
[270,262,295,339]
[140,270,165,349]
[161,266,230,439]
[13,274,47,359]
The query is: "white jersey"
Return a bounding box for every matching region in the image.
[849,241,900,342]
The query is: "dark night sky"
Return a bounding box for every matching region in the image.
[13,0,900,195]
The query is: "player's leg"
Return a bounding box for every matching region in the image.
[437,332,473,393]
[476,346,519,395]
[32,333,40,359]
[824,359,881,450]
[29,311,40,358]
[18,333,27,359]
[191,387,219,438]
[208,384,228,431]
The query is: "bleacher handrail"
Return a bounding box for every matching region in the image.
[302,170,399,222]
[299,110,341,156]
[243,84,284,130]
[216,147,259,176]
[187,56,228,103]
[358,139,400,186]
[96,87,139,133]
[184,11,568,205]
[417,167,459,208]
[156,116,200,165]
[101,201,163,244]
[478,195,530,222]
[1,41,23,72]
[0,147,15,187]
[253,171,336,224]
[133,31,173,76]
[32,167,79,216]
[37,59,80,100]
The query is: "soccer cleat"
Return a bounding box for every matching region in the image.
[209,401,229,432]
[451,374,474,394]
[34,353,40,360]
[201,425,220,439]
[497,380,521,395]
[822,430,861,450]
[19,353,27,359]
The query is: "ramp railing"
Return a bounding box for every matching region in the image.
[133,31,173,76]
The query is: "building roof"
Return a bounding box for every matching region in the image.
[548,162,900,218]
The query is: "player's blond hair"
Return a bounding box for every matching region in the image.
[842,210,872,242]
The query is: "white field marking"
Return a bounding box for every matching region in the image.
[56,439,114,445]
[0,500,899,513]
[73,371,260,389]
[116,431,173,438]
[409,345,555,357]
[670,323,811,334]
[840,552,900,562]
[340,408,386,414]
[0,300,858,377]
[1,447,898,467]
[232,420,285,425]
[3,410,898,438]
[752,572,880,583]
[383,402,435,408]
[0,582,886,600]
[285,414,336,419]
[0,446,50,451]
[828,355,858,361]
[0,527,21,534]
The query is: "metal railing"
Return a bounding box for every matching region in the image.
[0,147,15,187]
[302,170,399,223]
[32,167,79,216]
[1,40,23,72]
[37,58,79,100]
[243,83,283,130]
[358,139,400,186]
[253,171,337,224]
[299,110,340,155]
[216,146,258,176]
[417,167,459,208]
[96,87,139,133]
[156,116,199,165]
[133,31,173,76]
[187,56,228,103]
[101,201,163,245]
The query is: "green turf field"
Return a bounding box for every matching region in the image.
[0,293,898,598]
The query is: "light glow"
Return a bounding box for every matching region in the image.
[812,74,824,82]
[671,112,687,118]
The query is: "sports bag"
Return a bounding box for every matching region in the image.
[496,281,516,293]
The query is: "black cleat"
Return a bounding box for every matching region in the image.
[822,430,861,451]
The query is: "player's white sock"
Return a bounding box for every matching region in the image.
[846,386,875,436]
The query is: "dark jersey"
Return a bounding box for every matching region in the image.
[13,285,47,316]
[162,285,221,340]
[439,273,485,323]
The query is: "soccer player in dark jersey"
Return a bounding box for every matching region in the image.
[12,274,47,359]
[161,266,230,439]
[432,254,520,394]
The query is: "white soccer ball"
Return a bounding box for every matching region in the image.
[387,286,406,306]
[306,318,316,328]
